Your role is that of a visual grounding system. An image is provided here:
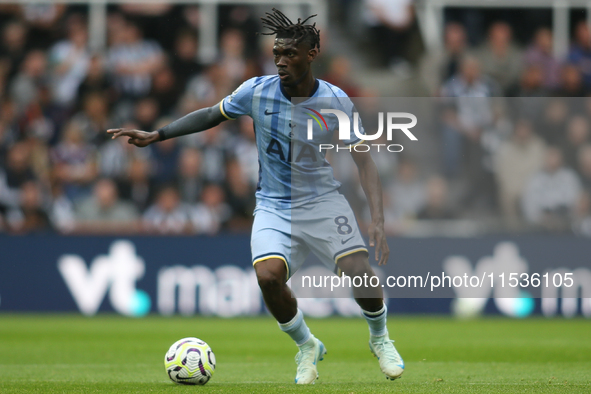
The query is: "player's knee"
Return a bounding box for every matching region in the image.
[338,253,372,278]
[256,269,283,290]
[255,259,286,290]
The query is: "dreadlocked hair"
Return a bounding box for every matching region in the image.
[260,8,320,51]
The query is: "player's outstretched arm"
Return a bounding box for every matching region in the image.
[107,102,228,147]
[350,149,390,266]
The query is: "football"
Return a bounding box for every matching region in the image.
[164,337,216,385]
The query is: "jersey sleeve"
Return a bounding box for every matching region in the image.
[220,78,257,120]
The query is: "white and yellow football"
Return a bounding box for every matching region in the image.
[164,337,216,385]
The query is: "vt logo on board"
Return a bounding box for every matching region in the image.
[58,240,151,316]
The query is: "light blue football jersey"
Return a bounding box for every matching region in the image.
[221,75,364,210]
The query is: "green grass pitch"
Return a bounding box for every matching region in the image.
[0,315,589,393]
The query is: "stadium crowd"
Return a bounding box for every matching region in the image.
[1,2,591,236]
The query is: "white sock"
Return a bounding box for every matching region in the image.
[362,304,388,338]
[278,309,311,346]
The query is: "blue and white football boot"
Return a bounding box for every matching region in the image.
[294,335,327,384]
[369,333,404,380]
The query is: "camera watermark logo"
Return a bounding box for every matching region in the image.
[306,109,418,152]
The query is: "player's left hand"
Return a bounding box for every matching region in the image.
[368,221,389,265]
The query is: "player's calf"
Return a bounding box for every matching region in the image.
[254,258,297,323]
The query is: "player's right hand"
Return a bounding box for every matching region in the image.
[106,128,160,147]
[368,220,389,266]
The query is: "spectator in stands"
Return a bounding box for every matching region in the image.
[567,21,591,89]
[522,147,582,231]
[133,97,160,132]
[149,64,181,116]
[118,3,175,48]
[224,159,255,229]
[19,3,65,48]
[191,183,231,234]
[556,64,586,97]
[0,56,8,96]
[19,84,61,145]
[119,3,173,17]
[509,65,549,122]
[440,56,498,177]
[5,180,52,234]
[98,121,150,181]
[494,119,546,225]
[119,157,154,212]
[578,144,591,195]
[0,99,19,158]
[321,56,362,97]
[75,178,139,233]
[50,121,96,201]
[171,28,202,88]
[176,147,203,204]
[574,146,591,236]
[9,50,47,114]
[387,159,426,220]
[180,63,233,114]
[475,22,523,95]
[417,176,456,220]
[0,142,36,209]
[219,28,249,86]
[258,34,276,76]
[107,19,164,98]
[149,122,181,185]
[106,12,127,47]
[509,64,548,98]
[420,22,467,96]
[220,5,260,56]
[369,132,399,190]
[70,91,112,145]
[441,55,499,98]
[182,5,200,31]
[232,117,259,189]
[77,54,115,104]
[142,185,192,234]
[48,182,75,233]
[0,20,28,80]
[523,27,560,90]
[563,116,590,170]
[48,14,90,107]
[197,126,231,185]
[23,110,52,184]
[363,0,418,69]
[539,99,568,146]
[382,188,401,235]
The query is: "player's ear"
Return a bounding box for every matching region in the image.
[307,47,318,62]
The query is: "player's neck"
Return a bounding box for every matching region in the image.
[283,73,317,98]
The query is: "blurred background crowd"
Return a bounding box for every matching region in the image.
[2,0,591,236]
